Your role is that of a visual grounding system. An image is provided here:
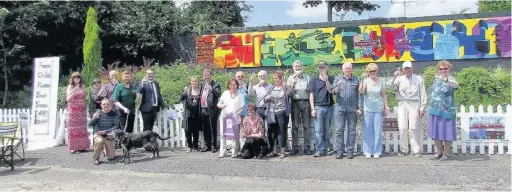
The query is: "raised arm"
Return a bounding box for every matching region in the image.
[419,77,427,112]
[447,76,459,89]
[359,78,366,94]
[66,85,74,102]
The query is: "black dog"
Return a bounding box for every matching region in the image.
[114,130,170,164]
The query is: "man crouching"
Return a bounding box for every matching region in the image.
[89,99,119,165]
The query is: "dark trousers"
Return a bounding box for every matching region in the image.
[201,108,218,149]
[268,110,289,152]
[291,100,312,151]
[119,111,135,133]
[141,107,158,131]
[240,138,266,159]
[186,116,201,149]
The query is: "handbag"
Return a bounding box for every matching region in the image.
[265,105,276,124]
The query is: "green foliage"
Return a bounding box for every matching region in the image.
[454,67,512,107]
[82,7,102,86]
[180,1,253,34]
[5,85,32,108]
[478,0,511,13]
[30,64,512,111]
[303,0,380,14]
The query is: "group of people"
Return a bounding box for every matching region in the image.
[181,60,458,161]
[65,59,459,165]
[66,69,166,165]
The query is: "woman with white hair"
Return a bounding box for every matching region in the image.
[359,63,389,159]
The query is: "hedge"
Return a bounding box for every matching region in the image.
[23,63,512,111]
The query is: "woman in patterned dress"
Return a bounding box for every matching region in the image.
[428,60,459,161]
[66,72,90,153]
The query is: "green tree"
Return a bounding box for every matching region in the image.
[303,0,380,22]
[0,2,48,106]
[478,0,511,12]
[180,1,253,34]
[82,7,102,85]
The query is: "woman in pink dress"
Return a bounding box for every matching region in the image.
[66,72,90,153]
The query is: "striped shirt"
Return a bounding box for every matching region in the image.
[89,110,119,133]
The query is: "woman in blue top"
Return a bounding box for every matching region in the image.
[428,60,459,161]
[359,63,389,159]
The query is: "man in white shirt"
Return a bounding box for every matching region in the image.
[387,61,427,157]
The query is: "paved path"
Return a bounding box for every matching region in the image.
[1,147,511,191]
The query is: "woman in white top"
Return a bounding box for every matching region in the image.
[217,79,245,158]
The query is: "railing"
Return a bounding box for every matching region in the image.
[1,104,511,155]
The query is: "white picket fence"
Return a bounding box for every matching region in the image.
[1,104,511,155]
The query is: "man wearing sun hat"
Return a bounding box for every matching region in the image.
[388,61,427,158]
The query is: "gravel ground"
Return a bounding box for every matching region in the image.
[0,146,510,191]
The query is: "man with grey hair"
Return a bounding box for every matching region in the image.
[98,70,119,110]
[248,70,271,155]
[387,61,427,157]
[248,70,271,119]
[331,62,362,159]
[286,60,313,155]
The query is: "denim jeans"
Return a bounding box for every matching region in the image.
[314,106,333,154]
[363,111,383,156]
[334,108,357,154]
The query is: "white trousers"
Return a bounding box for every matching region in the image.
[397,100,422,154]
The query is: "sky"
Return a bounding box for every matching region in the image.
[243,0,479,27]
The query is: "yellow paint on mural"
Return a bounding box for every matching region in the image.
[253,35,262,67]
[200,15,509,68]
[486,26,496,55]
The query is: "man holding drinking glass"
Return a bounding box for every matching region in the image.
[387,61,427,157]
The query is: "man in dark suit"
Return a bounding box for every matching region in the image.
[138,69,166,132]
[200,69,221,152]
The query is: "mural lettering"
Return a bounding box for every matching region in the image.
[196,16,511,68]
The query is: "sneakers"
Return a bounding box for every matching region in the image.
[373,154,380,159]
[313,151,323,158]
[346,153,354,159]
[397,152,406,157]
[413,153,422,158]
[365,155,371,159]
[335,153,344,159]
[439,156,450,161]
[93,160,100,165]
[430,154,442,160]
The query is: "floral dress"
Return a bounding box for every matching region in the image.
[67,86,90,151]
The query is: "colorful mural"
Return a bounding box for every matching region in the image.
[195,16,511,68]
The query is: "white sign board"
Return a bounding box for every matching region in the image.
[30,57,60,135]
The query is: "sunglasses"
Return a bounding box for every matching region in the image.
[74,76,81,79]
[439,68,449,71]
[368,70,377,73]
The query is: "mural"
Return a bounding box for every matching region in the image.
[195,16,511,68]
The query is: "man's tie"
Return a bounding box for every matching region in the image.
[150,82,157,105]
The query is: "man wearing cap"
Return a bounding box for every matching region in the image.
[306,61,335,157]
[387,61,427,157]
[286,60,313,155]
